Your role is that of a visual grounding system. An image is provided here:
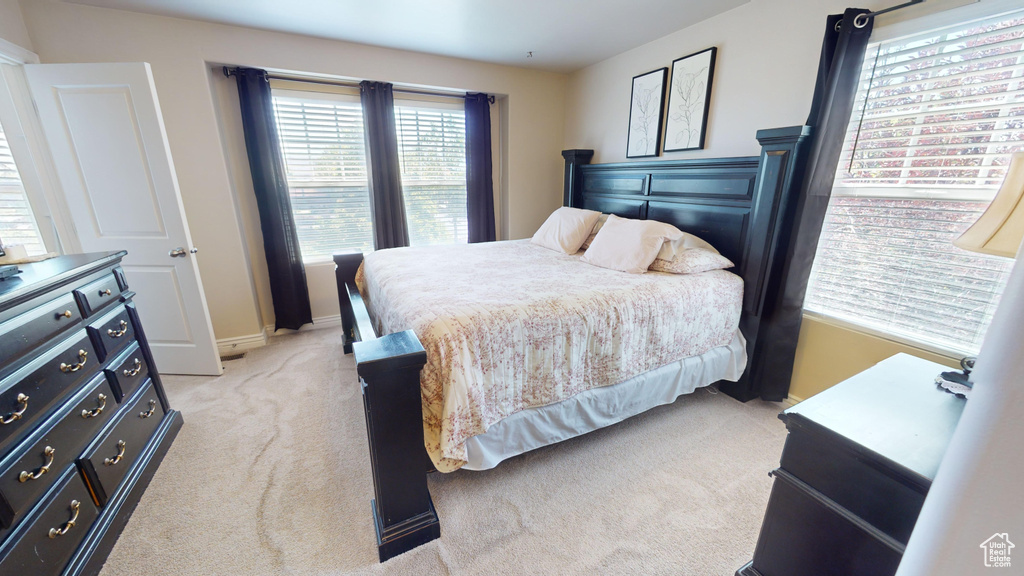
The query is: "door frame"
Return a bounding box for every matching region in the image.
[0,37,78,255]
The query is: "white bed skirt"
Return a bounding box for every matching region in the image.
[461,331,748,471]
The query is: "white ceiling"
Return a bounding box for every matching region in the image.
[66,0,749,73]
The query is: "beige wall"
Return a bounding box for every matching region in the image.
[790,316,959,401]
[0,0,31,51]
[564,0,851,163]
[20,0,567,338]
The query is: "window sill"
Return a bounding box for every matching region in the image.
[801,311,967,363]
[303,259,339,268]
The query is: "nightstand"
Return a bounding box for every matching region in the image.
[737,353,966,576]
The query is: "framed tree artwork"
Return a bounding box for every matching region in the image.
[626,67,667,158]
[664,47,717,152]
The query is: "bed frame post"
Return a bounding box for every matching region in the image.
[354,332,440,562]
[334,253,364,354]
[718,125,812,402]
[562,149,594,208]
[334,253,440,561]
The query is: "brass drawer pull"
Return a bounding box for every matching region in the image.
[139,399,157,419]
[1,393,29,425]
[59,349,88,373]
[57,309,73,319]
[20,446,55,482]
[99,288,112,297]
[107,320,128,338]
[81,393,107,419]
[123,358,142,377]
[48,500,80,539]
[104,440,126,466]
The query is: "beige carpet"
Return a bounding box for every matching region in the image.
[97,326,787,576]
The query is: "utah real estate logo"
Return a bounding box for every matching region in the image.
[980,533,1014,568]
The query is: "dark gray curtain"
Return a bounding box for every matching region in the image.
[465,93,495,243]
[754,8,873,400]
[232,67,313,331]
[360,81,409,250]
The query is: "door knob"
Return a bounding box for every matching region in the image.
[190,247,199,254]
[169,247,187,258]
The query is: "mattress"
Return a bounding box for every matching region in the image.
[356,239,744,472]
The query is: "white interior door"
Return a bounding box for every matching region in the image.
[25,62,222,376]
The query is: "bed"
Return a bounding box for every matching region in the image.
[356,239,746,473]
[334,125,811,561]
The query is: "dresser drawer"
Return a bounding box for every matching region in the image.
[104,342,149,402]
[86,305,135,363]
[0,373,115,530]
[0,466,99,576]
[80,381,163,506]
[0,333,99,453]
[780,416,927,544]
[752,469,903,576]
[0,294,82,375]
[73,273,122,318]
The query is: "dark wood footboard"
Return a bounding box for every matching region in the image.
[333,253,440,562]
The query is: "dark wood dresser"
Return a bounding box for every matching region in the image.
[738,353,966,576]
[0,252,182,575]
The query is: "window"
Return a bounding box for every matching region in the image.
[271,89,373,261]
[0,118,46,256]
[805,11,1024,356]
[395,102,468,246]
[270,88,471,261]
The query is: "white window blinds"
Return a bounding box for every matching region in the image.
[271,90,373,261]
[0,120,45,256]
[805,11,1024,356]
[837,13,1024,192]
[395,102,468,246]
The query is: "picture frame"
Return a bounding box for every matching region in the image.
[626,67,667,158]
[664,47,717,152]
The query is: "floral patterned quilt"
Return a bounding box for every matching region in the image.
[356,240,744,472]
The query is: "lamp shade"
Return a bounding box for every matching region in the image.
[954,151,1024,258]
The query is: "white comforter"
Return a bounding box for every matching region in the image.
[356,240,743,472]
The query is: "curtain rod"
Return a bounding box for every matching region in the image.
[865,0,925,19]
[839,0,926,29]
[222,66,495,104]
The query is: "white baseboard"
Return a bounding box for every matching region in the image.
[310,314,342,328]
[220,315,343,357]
[216,330,268,356]
[783,394,804,407]
[262,314,342,337]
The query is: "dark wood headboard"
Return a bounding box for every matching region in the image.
[561,125,811,401]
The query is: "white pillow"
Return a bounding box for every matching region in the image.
[649,248,734,274]
[581,214,678,273]
[645,225,732,273]
[657,230,717,261]
[531,207,602,254]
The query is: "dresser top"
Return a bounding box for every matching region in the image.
[784,353,966,483]
[0,252,126,311]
